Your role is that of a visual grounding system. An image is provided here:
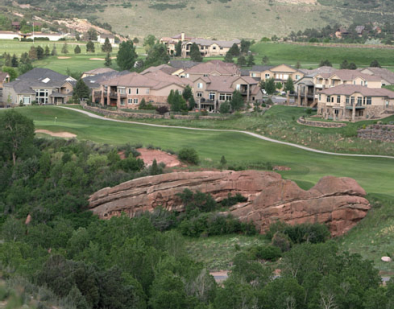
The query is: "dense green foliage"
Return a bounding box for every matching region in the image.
[116,40,137,70]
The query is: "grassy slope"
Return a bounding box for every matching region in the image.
[9,106,394,199]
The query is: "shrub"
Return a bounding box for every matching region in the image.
[306,108,312,115]
[271,232,292,252]
[248,245,282,261]
[220,193,247,207]
[178,147,199,165]
[200,109,208,116]
[156,106,169,115]
[177,189,217,214]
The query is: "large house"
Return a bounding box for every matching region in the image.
[317,85,394,121]
[160,32,193,55]
[176,60,240,79]
[97,34,115,45]
[94,71,190,109]
[250,64,304,87]
[3,68,75,105]
[191,75,261,111]
[360,67,394,86]
[181,38,241,58]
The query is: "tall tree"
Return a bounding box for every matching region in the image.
[0,110,35,165]
[261,55,269,65]
[228,43,240,57]
[73,78,90,101]
[144,43,170,67]
[265,77,276,95]
[101,37,112,53]
[28,46,37,60]
[240,39,251,53]
[74,45,81,54]
[190,43,202,62]
[370,59,381,67]
[284,76,294,93]
[86,41,95,53]
[104,53,112,67]
[340,59,349,69]
[11,54,18,67]
[87,28,98,41]
[51,45,57,56]
[237,56,246,66]
[44,46,50,57]
[61,42,69,54]
[116,40,138,70]
[230,90,244,111]
[224,51,233,63]
[247,54,255,66]
[36,46,44,59]
[175,41,182,57]
[143,34,156,53]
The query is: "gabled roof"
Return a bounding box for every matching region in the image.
[329,70,381,82]
[83,68,116,75]
[200,75,258,93]
[319,84,394,98]
[141,64,178,75]
[99,34,115,39]
[0,72,10,81]
[299,66,337,77]
[83,70,130,89]
[361,67,394,84]
[170,60,200,69]
[184,60,240,76]
[183,38,240,48]
[250,65,274,72]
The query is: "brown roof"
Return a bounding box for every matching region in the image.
[84,68,116,75]
[329,70,381,82]
[185,60,240,76]
[143,70,192,87]
[0,72,10,81]
[361,67,394,84]
[141,64,178,75]
[319,84,394,98]
[300,66,338,76]
[201,75,258,93]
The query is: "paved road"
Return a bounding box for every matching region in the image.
[58,106,394,160]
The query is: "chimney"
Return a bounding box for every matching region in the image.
[181,32,185,41]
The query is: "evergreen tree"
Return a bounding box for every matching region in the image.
[237,56,246,66]
[73,78,90,101]
[144,44,170,67]
[36,46,44,59]
[190,43,202,62]
[224,51,233,63]
[74,45,81,54]
[219,101,231,114]
[175,41,182,57]
[340,59,349,69]
[295,61,301,69]
[188,96,196,111]
[86,41,95,53]
[348,62,357,70]
[319,59,332,67]
[61,42,69,54]
[167,90,187,112]
[3,53,11,67]
[262,55,269,65]
[116,40,138,70]
[247,54,255,66]
[51,45,57,56]
[44,46,50,57]
[182,85,192,102]
[370,59,381,67]
[28,46,37,60]
[284,77,294,93]
[11,54,18,67]
[230,90,244,111]
[220,155,227,166]
[101,37,112,53]
[265,77,276,95]
[104,53,112,67]
[228,43,240,57]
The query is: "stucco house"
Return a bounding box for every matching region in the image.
[251,64,304,88]
[360,67,394,86]
[3,68,76,105]
[192,75,261,111]
[317,85,394,121]
[181,38,241,58]
[160,32,192,55]
[176,60,240,79]
[98,34,115,45]
[94,71,190,109]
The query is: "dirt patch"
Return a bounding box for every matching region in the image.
[90,58,105,61]
[35,129,76,138]
[137,148,181,167]
[273,165,291,171]
[57,56,71,59]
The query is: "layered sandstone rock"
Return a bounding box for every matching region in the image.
[88,170,370,236]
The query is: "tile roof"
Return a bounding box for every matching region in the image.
[83,68,116,75]
[319,84,394,98]
[0,72,10,81]
[141,64,178,75]
[329,70,381,82]
[361,67,394,84]
[169,60,200,69]
[299,66,337,76]
[250,65,274,72]
[83,70,130,89]
[202,75,258,93]
[184,60,240,76]
[183,38,240,48]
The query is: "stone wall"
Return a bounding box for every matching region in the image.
[358,124,394,142]
[83,105,224,120]
[298,117,347,128]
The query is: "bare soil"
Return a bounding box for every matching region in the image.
[35,129,76,138]
[57,56,71,59]
[137,148,181,167]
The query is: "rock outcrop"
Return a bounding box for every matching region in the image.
[88,170,370,236]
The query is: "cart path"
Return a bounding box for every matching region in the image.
[58,106,394,160]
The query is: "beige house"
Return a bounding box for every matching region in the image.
[98,34,115,45]
[94,71,189,109]
[360,67,394,86]
[181,38,241,58]
[253,64,304,87]
[3,68,75,105]
[176,60,240,79]
[192,75,261,111]
[317,85,394,121]
[160,32,192,55]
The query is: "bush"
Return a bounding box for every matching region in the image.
[247,245,282,261]
[156,106,169,115]
[220,193,247,207]
[200,109,208,116]
[178,147,199,165]
[271,232,292,252]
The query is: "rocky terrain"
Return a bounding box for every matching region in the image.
[89,170,370,236]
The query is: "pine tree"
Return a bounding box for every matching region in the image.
[101,37,112,53]
[228,43,240,57]
[74,45,81,54]
[190,43,202,62]
[86,41,95,53]
[237,56,246,66]
[44,46,50,57]
[4,53,11,66]
[61,42,69,54]
[29,46,37,60]
[36,46,44,59]
[104,53,112,67]
[224,51,233,63]
[247,54,255,66]
[73,78,90,101]
[116,40,137,70]
[11,54,18,67]
[51,45,57,56]
[230,90,244,111]
[220,155,227,166]
[175,41,182,57]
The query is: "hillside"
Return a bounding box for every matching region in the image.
[2,0,394,40]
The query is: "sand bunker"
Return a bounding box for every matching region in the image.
[137,148,181,167]
[57,56,71,59]
[90,58,104,61]
[35,129,76,138]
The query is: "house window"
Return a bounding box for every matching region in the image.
[295,75,300,80]
[128,88,132,94]
[35,89,48,104]
[134,98,139,104]
[146,89,149,94]
[197,83,203,89]
[220,47,223,50]
[357,97,362,105]
[351,96,355,104]
[213,46,216,50]
[203,74,208,77]
[128,99,133,104]
[337,95,340,103]
[23,96,30,105]
[226,94,232,101]
[283,74,289,80]
[265,74,270,79]
[319,94,321,101]
[197,92,202,97]
[119,88,125,94]
[209,92,215,100]
[236,84,240,90]
[367,97,372,105]
[136,88,139,94]
[219,94,226,101]
[326,96,330,103]
[365,81,368,86]
[346,96,349,104]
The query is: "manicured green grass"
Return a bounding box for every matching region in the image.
[251,42,394,70]
[7,106,394,199]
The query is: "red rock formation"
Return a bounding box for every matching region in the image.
[88,171,370,236]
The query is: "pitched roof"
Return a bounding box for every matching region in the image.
[202,75,258,93]
[361,67,394,84]
[99,33,115,39]
[319,84,394,98]
[250,65,274,72]
[83,70,130,89]
[330,70,381,82]
[299,66,337,76]
[141,64,178,75]
[0,72,10,81]
[184,60,240,76]
[169,60,200,69]
[83,68,116,75]
[183,38,240,48]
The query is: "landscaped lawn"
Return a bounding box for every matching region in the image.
[8,106,394,199]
